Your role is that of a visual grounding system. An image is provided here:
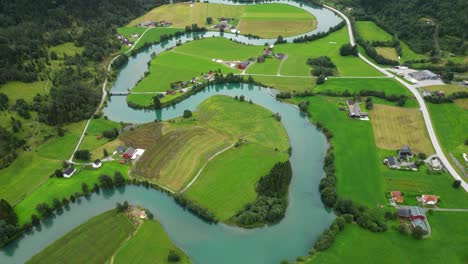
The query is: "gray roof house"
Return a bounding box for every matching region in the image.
[398,146,413,160]
[408,70,439,81]
[63,167,76,178]
[387,156,401,169]
[346,100,368,118]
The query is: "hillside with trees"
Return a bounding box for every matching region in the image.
[338,0,467,55]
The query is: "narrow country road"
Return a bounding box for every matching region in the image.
[324,4,468,192]
[180,142,237,193]
[69,27,152,163]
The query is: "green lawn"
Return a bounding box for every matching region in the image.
[15,161,130,224]
[308,212,468,264]
[246,57,282,75]
[26,210,135,264]
[79,118,122,153]
[250,75,315,92]
[355,21,425,62]
[133,27,185,50]
[49,42,84,59]
[275,28,382,77]
[314,78,412,96]
[427,102,468,176]
[36,121,86,160]
[185,143,288,221]
[0,81,49,102]
[114,220,192,264]
[424,84,467,95]
[292,96,386,207]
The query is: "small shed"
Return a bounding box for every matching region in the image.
[92,159,102,169]
[398,146,413,160]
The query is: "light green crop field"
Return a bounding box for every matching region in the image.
[26,210,135,264]
[114,220,192,264]
[128,3,315,38]
[246,57,282,75]
[131,38,261,94]
[0,81,49,102]
[355,21,425,62]
[275,28,382,77]
[185,143,288,221]
[376,47,398,60]
[314,77,412,96]
[198,95,289,151]
[79,118,122,153]
[15,161,130,224]
[238,4,317,38]
[427,102,468,176]
[133,126,228,191]
[308,212,468,264]
[49,42,85,59]
[292,96,386,207]
[251,75,315,92]
[424,84,467,95]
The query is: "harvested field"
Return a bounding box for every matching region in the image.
[120,123,164,148]
[370,104,433,154]
[133,126,228,190]
[237,19,314,38]
[376,47,398,60]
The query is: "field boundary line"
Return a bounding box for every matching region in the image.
[180,142,236,193]
[324,4,468,191]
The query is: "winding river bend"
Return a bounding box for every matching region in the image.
[1,1,342,263]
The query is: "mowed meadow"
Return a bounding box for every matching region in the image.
[127,2,316,38]
[129,95,290,210]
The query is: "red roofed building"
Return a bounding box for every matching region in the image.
[391,191,404,203]
[421,195,439,205]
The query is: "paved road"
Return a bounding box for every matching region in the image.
[325,5,468,192]
[68,28,152,163]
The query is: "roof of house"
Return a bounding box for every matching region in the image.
[394,195,404,203]
[388,156,398,166]
[117,146,126,152]
[410,206,425,217]
[63,167,75,175]
[124,147,136,156]
[409,70,438,80]
[391,191,402,197]
[346,100,368,117]
[399,146,412,154]
[239,61,250,67]
[422,195,439,203]
[397,208,411,218]
[94,159,101,165]
[412,218,427,231]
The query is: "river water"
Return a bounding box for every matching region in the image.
[0,1,342,263]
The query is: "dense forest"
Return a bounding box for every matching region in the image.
[0,0,169,165]
[337,0,468,55]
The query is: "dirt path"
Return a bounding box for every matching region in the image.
[276,55,288,76]
[180,142,236,193]
[109,224,142,264]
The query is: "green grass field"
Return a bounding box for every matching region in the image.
[185,143,288,221]
[376,47,398,60]
[134,126,228,190]
[79,118,122,153]
[114,220,192,264]
[292,96,386,206]
[427,102,468,176]
[355,21,425,62]
[15,161,130,224]
[246,57,282,75]
[251,75,315,92]
[237,4,317,38]
[424,84,467,95]
[26,210,135,264]
[49,42,84,59]
[314,78,412,96]
[308,212,468,264]
[128,3,315,38]
[0,81,49,102]
[275,28,382,77]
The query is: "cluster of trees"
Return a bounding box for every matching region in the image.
[0,93,8,110]
[168,250,181,262]
[173,195,217,223]
[0,126,25,169]
[340,0,468,54]
[424,91,468,104]
[339,44,358,56]
[103,128,119,139]
[358,40,399,66]
[307,56,337,77]
[184,24,207,33]
[183,110,192,118]
[74,150,91,161]
[0,199,19,245]
[293,21,346,43]
[317,89,408,106]
[231,161,292,227]
[365,97,373,110]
